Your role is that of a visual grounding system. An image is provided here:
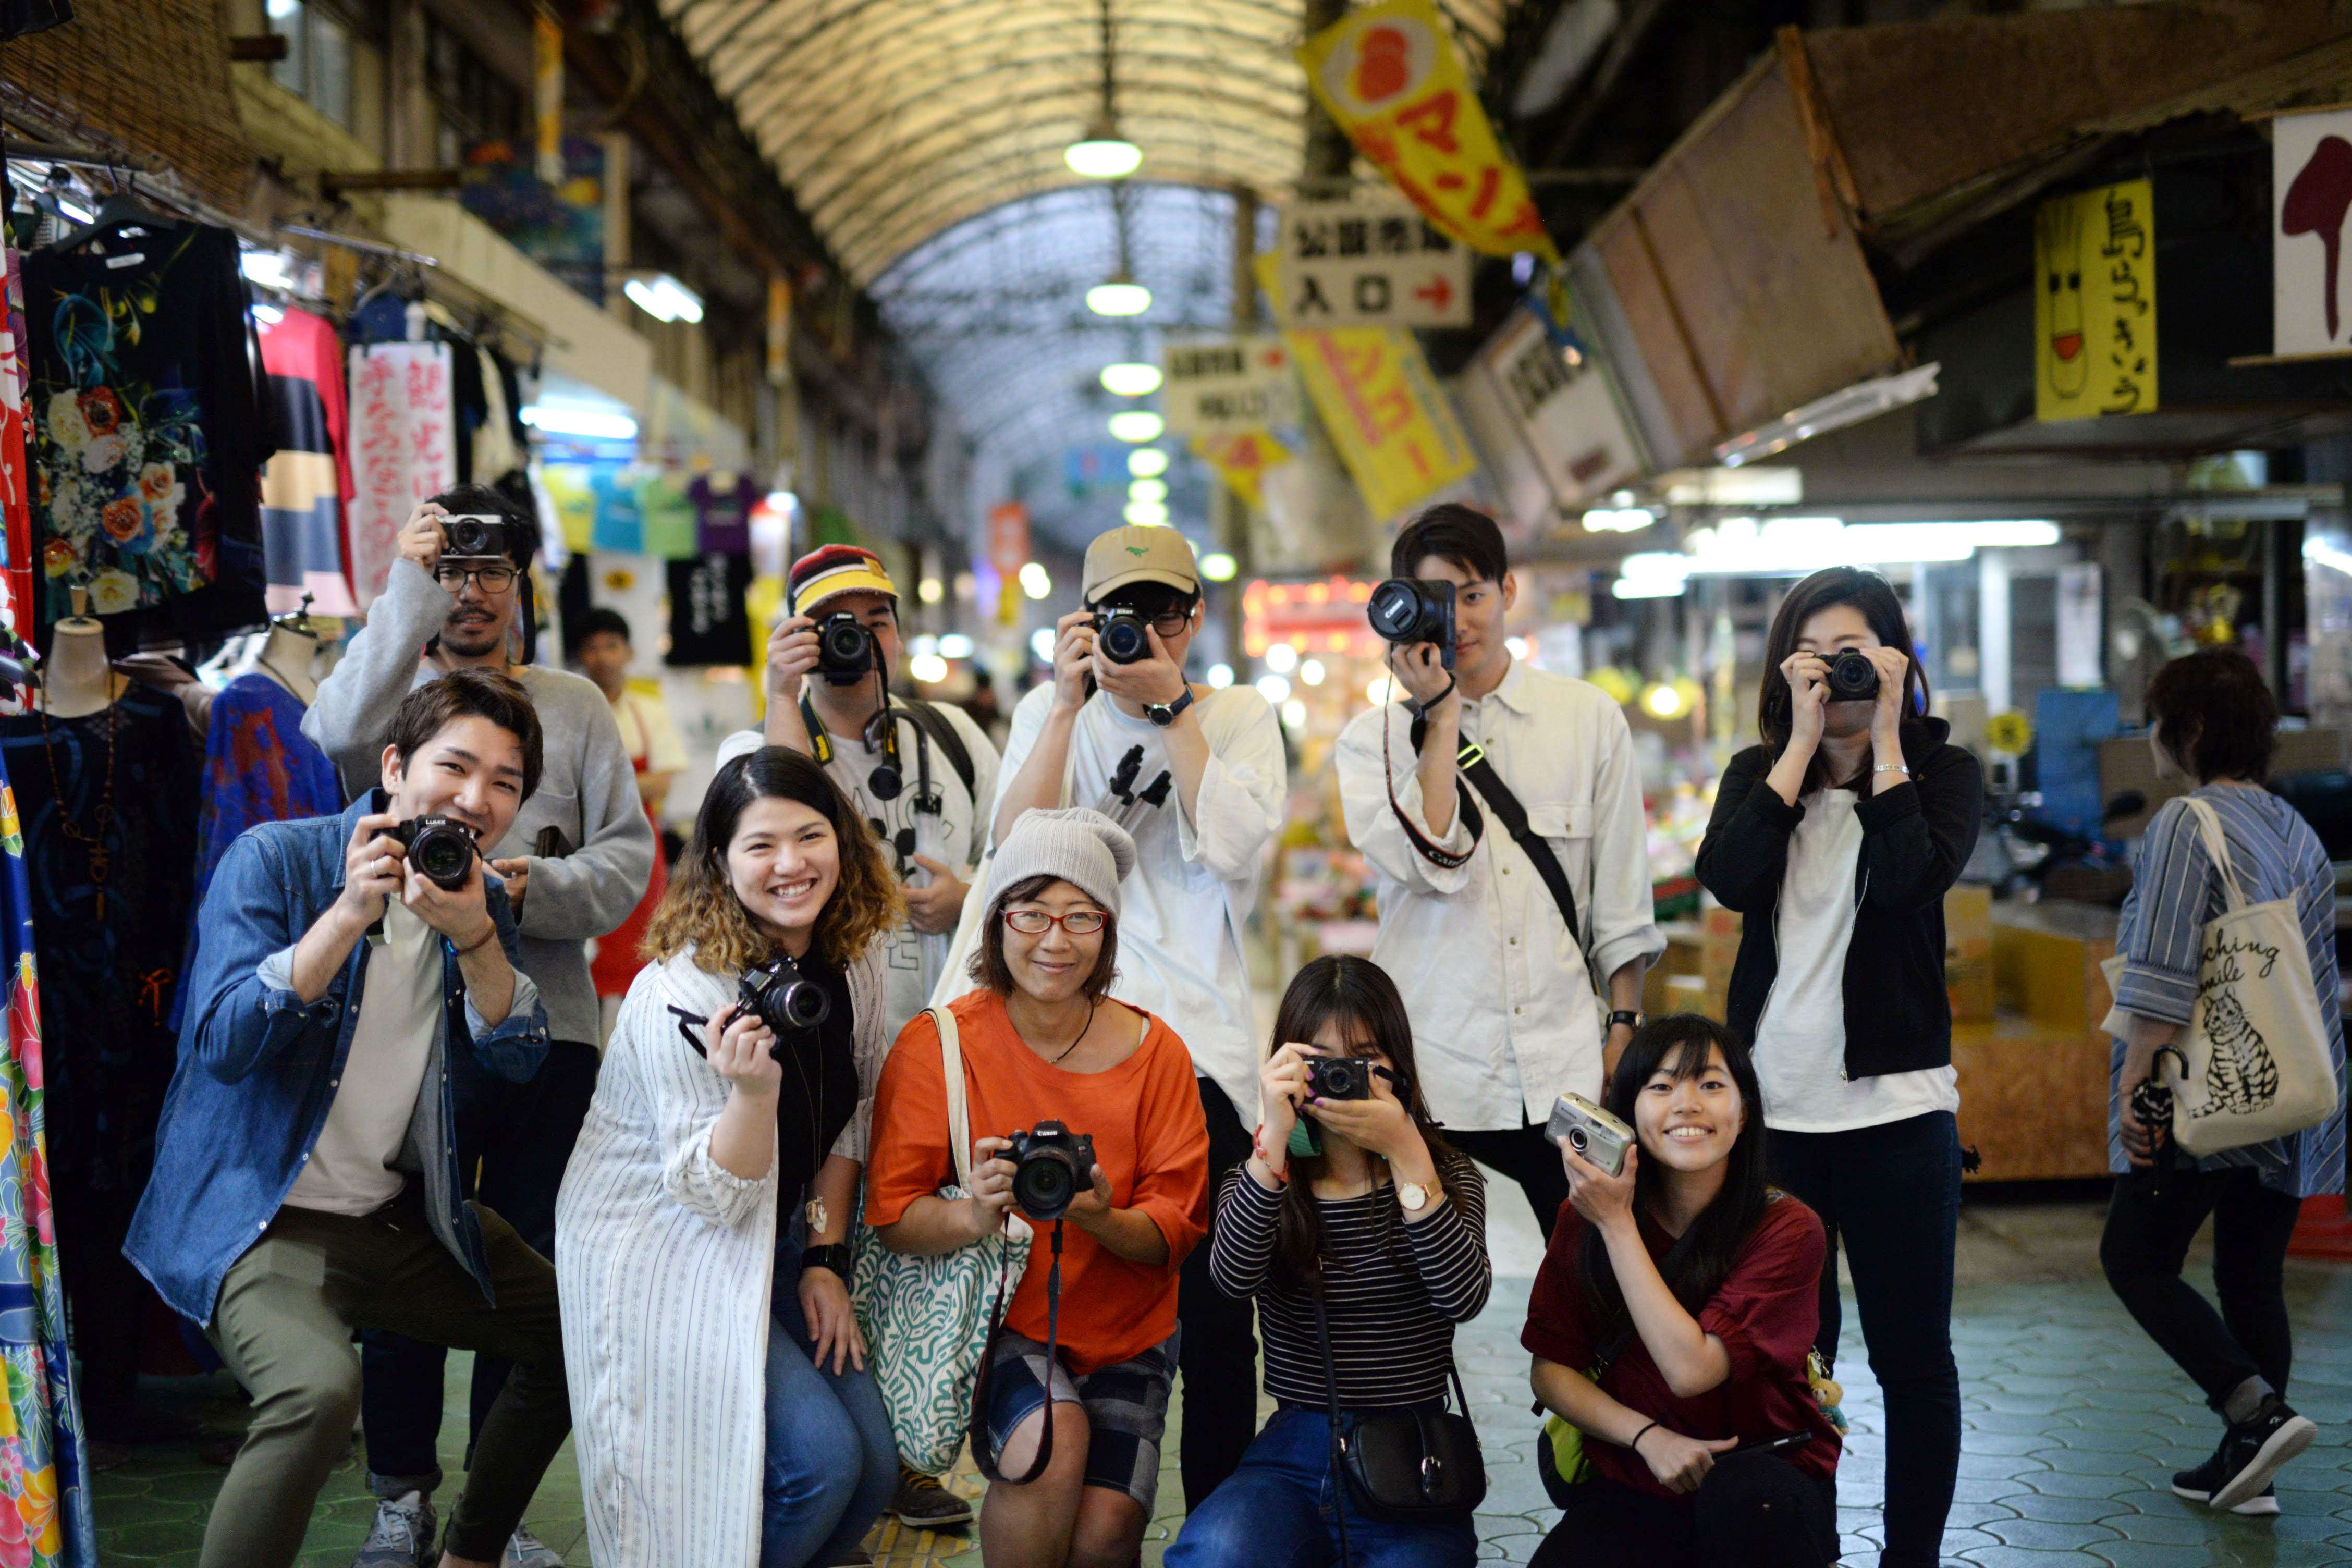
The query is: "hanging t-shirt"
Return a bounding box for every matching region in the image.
[691,473,754,554]
[638,473,699,559]
[473,346,520,482]
[256,307,360,617]
[665,552,753,666]
[589,467,643,554]
[541,464,596,555]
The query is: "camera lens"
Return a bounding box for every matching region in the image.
[1826,651,1880,700]
[1013,1153,1077,1219]
[1569,1126,1588,1153]
[1366,580,1426,642]
[821,620,870,666]
[1098,616,1149,664]
[410,823,474,890]
[779,981,829,1030]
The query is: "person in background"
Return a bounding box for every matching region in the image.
[1336,504,1662,1238]
[866,810,1209,1568]
[124,672,570,1568]
[1525,1016,1841,1568]
[305,486,655,1568]
[1693,566,1979,1568]
[2101,649,2344,1516]
[967,666,1009,750]
[984,525,1284,1510]
[1167,956,1490,1568]
[558,747,903,1567]
[571,607,688,1028]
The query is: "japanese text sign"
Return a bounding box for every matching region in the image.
[1284,326,1477,519]
[1298,0,1559,264]
[2273,108,2352,357]
[1277,192,1471,328]
[1457,306,1640,533]
[2035,179,2158,421]
[1161,335,1298,436]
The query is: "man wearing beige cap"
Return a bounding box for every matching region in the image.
[988,523,1285,1510]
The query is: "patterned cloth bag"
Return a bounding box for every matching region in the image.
[852,1003,1033,1473]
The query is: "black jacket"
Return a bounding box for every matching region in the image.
[1695,718,1983,1080]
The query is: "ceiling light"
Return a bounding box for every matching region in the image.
[1124,499,1169,526]
[1713,363,1939,467]
[1030,627,1057,662]
[1582,507,1656,533]
[623,273,704,325]
[909,653,950,683]
[520,405,639,440]
[1644,682,1686,718]
[910,635,939,658]
[1300,659,1326,687]
[938,633,975,658]
[240,250,293,289]
[1109,411,1164,443]
[1200,551,1238,582]
[1282,699,1308,729]
[1088,276,1152,317]
[1065,131,1143,180]
[54,194,93,226]
[1128,448,1169,478]
[1129,477,1168,504]
[1101,362,1162,397]
[1264,643,1298,674]
[1019,562,1052,599]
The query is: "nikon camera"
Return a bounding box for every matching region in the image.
[1007,1121,1097,1220]
[815,612,877,684]
[1092,606,1151,664]
[737,953,832,1040]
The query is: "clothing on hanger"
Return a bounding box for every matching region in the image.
[541,463,595,554]
[474,345,519,481]
[589,465,643,554]
[443,327,485,485]
[257,307,360,617]
[691,471,754,554]
[638,470,699,559]
[0,241,32,629]
[665,551,753,666]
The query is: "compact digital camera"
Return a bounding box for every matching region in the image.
[1367,578,1457,670]
[1007,1121,1097,1220]
[440,514,509,560]
[1823,647,1880,701]
[815,612,878,684]
[1305,1055,1374,1101]
[1544,1091,1635,1178]
[390,816,478,892]
[738,954,831,1038]
[1092,606,1152,664]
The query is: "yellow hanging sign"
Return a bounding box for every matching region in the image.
[1192,428,1285,509]
[1285,327,1478,519]
[1298,0,1559,264]
[2035,179,2157,421]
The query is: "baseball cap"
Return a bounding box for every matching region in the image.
[789,544,896,617]
[1083,525,1200,603]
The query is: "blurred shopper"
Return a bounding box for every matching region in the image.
[985,526,1284,1508]
[305,488,654,1568]
[867,810,1209,1568]
[1336,505,1661,1237]
[572,607,688,1021]
[1525,1017,1841,1568]
[557,747,903,1567]
[1167,956,1490,1568]
[1694,566,1979,1568]
[2100,650,2345,1516]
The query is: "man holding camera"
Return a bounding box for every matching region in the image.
[126,671,570,1568]
[1336,505,1662,1236]
[304,485,653,1567]
[988,524,1286,1509]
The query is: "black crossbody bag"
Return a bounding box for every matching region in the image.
[1309,1287,1484,1561]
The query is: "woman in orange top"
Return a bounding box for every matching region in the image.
[867,808,1209,1568]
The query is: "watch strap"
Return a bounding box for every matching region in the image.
[1148,686,1196,727]
[799,1242,854,1277]
[1607,1010,1643,1031]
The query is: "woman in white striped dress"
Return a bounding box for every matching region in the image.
[555,747,906,1566]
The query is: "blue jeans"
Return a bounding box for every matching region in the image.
[763,1243,897,1568]
[1166,1407,1477,1568]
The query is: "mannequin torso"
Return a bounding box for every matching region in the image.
[40,619,128,717]
[252,623,320,705]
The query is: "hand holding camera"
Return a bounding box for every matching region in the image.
[338,812,411,929]
[1047,610,1098,714]
[1296,1048,1422,1166]
[1551,1091,1640,1230]
[1258,1042,1315,1153]
[397,501,450,574]
[1088,618,1186,708]
[704,1000,783,1099]
[764,614,824,705]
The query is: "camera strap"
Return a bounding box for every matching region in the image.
[1453,746,1583,952]
[972,1218,1065,1485]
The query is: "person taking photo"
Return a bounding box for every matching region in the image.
[125,671,569,1568]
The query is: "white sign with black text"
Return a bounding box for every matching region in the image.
[1160,335,1298,437]
[1276,192,1473,328]
[1455,305,1642,534]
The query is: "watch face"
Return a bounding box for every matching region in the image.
[1398,1181,1430,1212]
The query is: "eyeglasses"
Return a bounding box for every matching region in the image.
[1002,908,1107,936]
[435,562,518,593]
[1140,611,1191,638]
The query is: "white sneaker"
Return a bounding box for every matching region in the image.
[501,1526,565,1567]
[351,1492,435,1568]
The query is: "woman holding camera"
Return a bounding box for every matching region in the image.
[1693,566,1978,1568]
[1525,1016,1840,1568]
[1166,956,1490,1568]
[555,747,904,1567]
[866,808,1209,1568]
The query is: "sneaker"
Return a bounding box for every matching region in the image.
[500,1526,565,1567]
[2171,1471,2281,1516]
[2171,1398,2318,1513]
[351,1492,436,1568]
[890,1464,974,1528]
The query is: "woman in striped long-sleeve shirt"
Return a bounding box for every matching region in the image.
[2102,650,2346,1518]
[1166,956,1490,1568]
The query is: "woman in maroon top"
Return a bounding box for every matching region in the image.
[1524,1016,1840,1568]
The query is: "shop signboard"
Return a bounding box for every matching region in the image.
[1274,194,1472,329]
[986,501,1028,580]
[1285,326,1479,520]
[1455,304,1641,533]
[2034,179,2158,421]
[1191,428,1285,509]
[1161,335,1299,435]
[1298,0,1560,264]
[2272,108,2352,358]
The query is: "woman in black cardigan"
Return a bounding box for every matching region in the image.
[1695,567,1980,1568]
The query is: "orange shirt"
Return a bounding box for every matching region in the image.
[866,989,1209,1373]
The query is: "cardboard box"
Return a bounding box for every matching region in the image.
[1945,885,1995,1023]
[1991,901,2118,1031]
[2101,726,2342,838]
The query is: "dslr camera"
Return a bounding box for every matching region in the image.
[390,816,478,892]
[440,514,509,560]
[1367,578,1456,670]
[1305,1055,1374,1100]
[1544,1092,1635,1178]
[737,953,832,1038]
[1007,1121,1097,1220]
[1822,647,1880,701]
[1092,606,1152,665]
[814,612,877,684]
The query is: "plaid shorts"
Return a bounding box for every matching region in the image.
[982,1329,1179,1511]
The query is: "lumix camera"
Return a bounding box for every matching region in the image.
[1092,606,1152,665]
[1305,1055,1374,1101]
[738,953,832,1038]
[1822,647,1881,701]
[1007,1121,1097,1220]
[440,514,509,560]
[815,611,878,684]
[1367,577,1457,669]
[1544,1091,1635,1178]
[390,816,478,892]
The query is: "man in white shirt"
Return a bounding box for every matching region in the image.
[986,523,1287,1509]
[1336,505,1662,1236]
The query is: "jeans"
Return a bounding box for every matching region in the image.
[1178,1076,1261,1510]
[362,1038,599,1497]
[763,1241,897,1568]
[1528,1454,1836,1568]
[1166,1407,1477,1568]
[1766,1110,1960,1568]
[2100,1161,2304,1411]
[1447,1120,1569,1240]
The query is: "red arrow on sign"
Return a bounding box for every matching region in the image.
[1414,275,1453,311]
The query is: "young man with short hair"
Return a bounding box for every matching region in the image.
[126,671,570,1568]
[1335,504,1662,1235]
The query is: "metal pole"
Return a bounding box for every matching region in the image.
[1217,183,1260,668]
[1302,0,1352,182]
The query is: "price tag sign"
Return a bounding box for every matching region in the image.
[1276,192,1471,328]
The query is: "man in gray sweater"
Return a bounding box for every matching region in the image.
[305,483,653,1568]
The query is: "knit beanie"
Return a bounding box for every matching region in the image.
[984,808,1136,919]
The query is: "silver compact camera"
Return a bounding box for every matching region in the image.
[1544,1092,1635,1177]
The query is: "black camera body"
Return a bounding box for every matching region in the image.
[1367,578,1457,670]
[440,514,509,560]
[390,816,478,892]
[815,612,877,685]
[1007,1121,1097,1220]
[1305,1055,1374,1100]
[1092,606,1152,665]
[1823,648,1881,701]
[738,954,832,1039]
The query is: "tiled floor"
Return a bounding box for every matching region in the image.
[92,1198,2352,1565]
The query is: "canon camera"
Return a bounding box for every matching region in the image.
[1367,577,1457,669]
[1007,1121,1097,1220]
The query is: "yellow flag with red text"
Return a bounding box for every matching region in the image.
[1285,327,1477,519]
[1192,428,1285,509]
[1298,0,1559,264]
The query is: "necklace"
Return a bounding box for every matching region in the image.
[1040,997,1099,1065]
[37,691,119,920]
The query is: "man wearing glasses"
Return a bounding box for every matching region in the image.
[305,485,653,1568]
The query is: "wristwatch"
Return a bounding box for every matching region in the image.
[1144,686,1196,729]
[1607,1010,1644,1033]
[1395,1181,1432,1214]
[800,1242,854,1278]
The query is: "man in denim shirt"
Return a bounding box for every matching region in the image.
[127,672,571,1568]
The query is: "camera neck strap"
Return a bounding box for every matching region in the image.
[801,684,939,814]
[973,1218,1065,1486]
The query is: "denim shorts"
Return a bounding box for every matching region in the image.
[982,1329,1179,1511]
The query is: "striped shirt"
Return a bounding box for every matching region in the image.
[2110,785,2348,1197]
[1209,1152,1491,1408]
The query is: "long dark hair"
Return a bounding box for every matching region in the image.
[1577,1016,1773,1356]
[1758,567,1930,789]
[1267,957,1456,1283]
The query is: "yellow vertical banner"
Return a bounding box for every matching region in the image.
[534,8,565,187]
[1192,428,1285,509]
[767,275,794,386]
[2035,179,2157,421]
[1297,0,1559,264]
[1285,327,1478,519]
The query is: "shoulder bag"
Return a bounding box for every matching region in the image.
[1309,1285,1483,1563]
